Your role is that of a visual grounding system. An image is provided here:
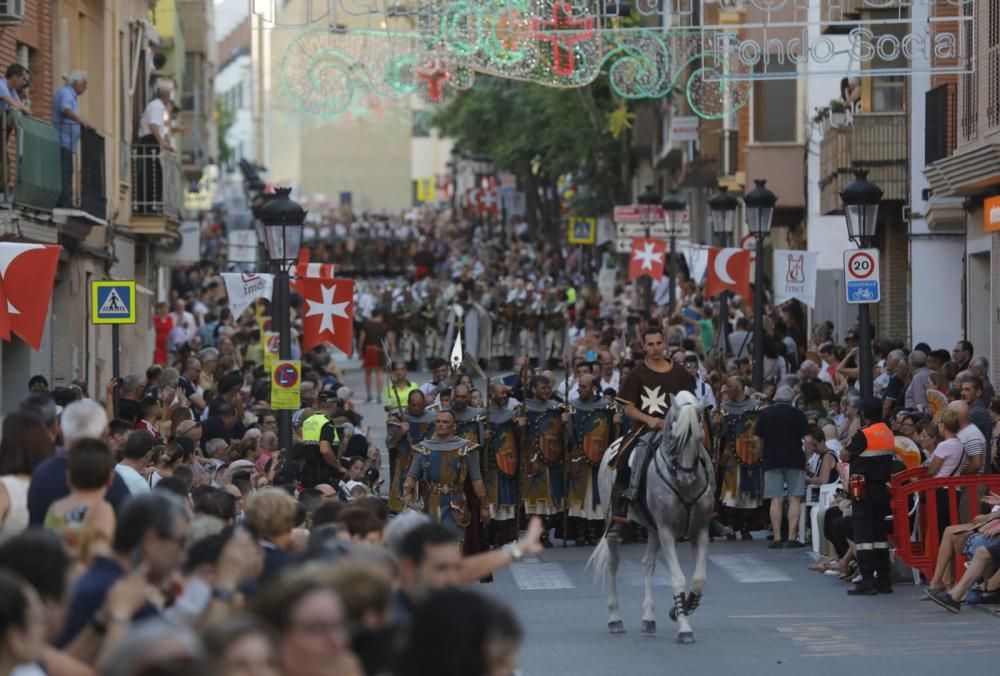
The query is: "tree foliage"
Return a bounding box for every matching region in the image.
[432,76,630,233]
[215,100,236,169]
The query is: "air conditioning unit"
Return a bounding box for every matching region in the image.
[0,0,25,25]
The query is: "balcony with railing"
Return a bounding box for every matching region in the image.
[130,145,183,235]
[1,110,61,214]
[53,122,108,225]
[819,112,908,214]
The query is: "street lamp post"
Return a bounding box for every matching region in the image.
[661,190,687,316]
[448,145,461,215]
[744,179,776,392]
[257,187,306,453]
[840,169,883,399]
[709,186,739,356]
[637,184,661,316]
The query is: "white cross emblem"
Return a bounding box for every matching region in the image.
[632,242,663,271]
[640,386,667,415]
[306,284,351,335]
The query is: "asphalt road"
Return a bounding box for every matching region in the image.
[339,362,1000,676]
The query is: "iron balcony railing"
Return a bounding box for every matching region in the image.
[54,121,107,220]
[131,144,181,221]
[1,109,61,211]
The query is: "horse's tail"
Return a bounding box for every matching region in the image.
[586,535,611,587]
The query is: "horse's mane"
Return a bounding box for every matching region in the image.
[669,391,704,456]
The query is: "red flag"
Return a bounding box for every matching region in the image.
[0,244,60,350]
[0,271,11,341]
[628,238,666,281]
[706,247,751,300]
[301,277,354,355]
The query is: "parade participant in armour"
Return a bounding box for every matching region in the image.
[451,383,489,557]
[420,358,451,403]
[485,383,524,544]
[715,376,765,539]
[402,410,490,541]
[387,390,437,513]
[521,375,569,548]
[610,327,696,529]
[568,374,618,544]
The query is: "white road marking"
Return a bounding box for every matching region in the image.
[709,554,794,583]
[509,561,576,590]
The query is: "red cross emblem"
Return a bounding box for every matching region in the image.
[529,2,595,77]
[416,59,451,102]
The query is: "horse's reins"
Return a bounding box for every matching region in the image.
[652,437,711,539]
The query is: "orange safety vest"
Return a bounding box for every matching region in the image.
[859,422,895,458]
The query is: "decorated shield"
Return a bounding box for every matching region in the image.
[536,411,564,465]
[734,421,761,466]
[580,409,614,466]
[491,419,519,477]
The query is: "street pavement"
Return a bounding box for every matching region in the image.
[338,362,1000,675]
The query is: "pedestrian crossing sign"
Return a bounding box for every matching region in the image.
[91,281,136,324]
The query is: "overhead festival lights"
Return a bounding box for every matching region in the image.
[273,0,972,120]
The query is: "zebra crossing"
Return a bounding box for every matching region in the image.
[504,550,798,591]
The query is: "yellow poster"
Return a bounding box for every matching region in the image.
[271,360,301,411]
[263,331,280,373]
[416,177,436,203]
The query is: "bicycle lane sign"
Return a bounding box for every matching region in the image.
[844,249,880,304]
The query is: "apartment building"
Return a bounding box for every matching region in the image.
[0,0,217,411]
[925,0,1000,380]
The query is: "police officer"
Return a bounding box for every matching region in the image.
[840,396,895,595]
[300,390,345,487]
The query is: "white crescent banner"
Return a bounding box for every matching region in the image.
[222,273,275,318]
[772,249,818,308]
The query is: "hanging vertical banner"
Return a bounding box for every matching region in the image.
[222,273,274,319]
[773,249,818,308]
[680,243,711,284]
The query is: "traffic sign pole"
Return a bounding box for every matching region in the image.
[843,248,880,397]
[112,325,120,420]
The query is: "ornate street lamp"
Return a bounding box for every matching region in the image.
[709,186,739,356]
[744,179,776,391]
[256,187,306,452]
[661,190,687,315]
[840,169,883,397]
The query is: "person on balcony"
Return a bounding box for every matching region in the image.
[136,84,174,215]
[0,64,29,117]
[52,71,92,208]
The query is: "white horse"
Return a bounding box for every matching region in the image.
[586,391,714,644]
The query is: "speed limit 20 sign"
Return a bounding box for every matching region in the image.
[844,249,880,304]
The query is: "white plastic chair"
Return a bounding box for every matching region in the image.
[809,481,841,555]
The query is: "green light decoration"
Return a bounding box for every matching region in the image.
[278,2,753,120]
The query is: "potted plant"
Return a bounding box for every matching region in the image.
[812,106,830,133]
[829,99,848,128]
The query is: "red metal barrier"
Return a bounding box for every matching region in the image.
[890,468,1000,582]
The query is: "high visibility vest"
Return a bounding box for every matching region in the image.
[302,413,339,445]
[860,422,895,458]
[385,382,420,410]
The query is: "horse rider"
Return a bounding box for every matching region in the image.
[402,409,490,541]
[610,326,696,532]
[840,396,895,595]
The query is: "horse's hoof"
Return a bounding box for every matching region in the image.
[668,607,678,622]
[641,620,656,635]
[677,632,695,644]
[608,620,625,634]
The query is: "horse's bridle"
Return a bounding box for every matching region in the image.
[653,428,711,538]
